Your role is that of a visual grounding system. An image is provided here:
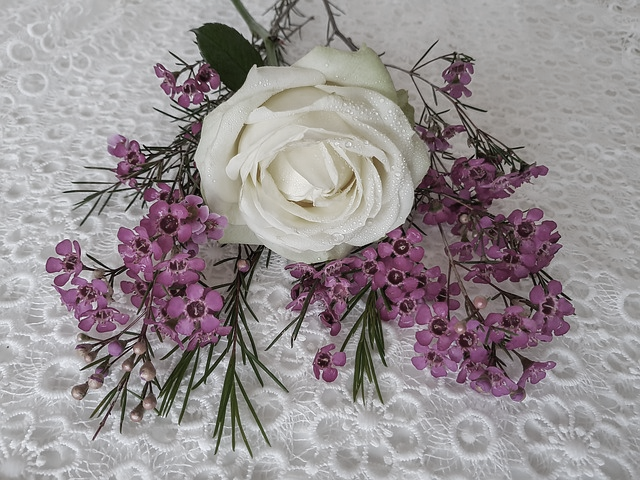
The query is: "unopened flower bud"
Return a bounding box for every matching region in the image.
[139,361,156,382]
[236,259,250,273]
[130,403,145,423]
[473,295,488,310]
[453,320,467,335]
[87,373,104,389]
[122,355,135,372]
[71,382,89,400]
[92,268,106,279]
[510,387,526,402]
[83,351,98,363]
[132,341,147,356]
[108,340,125,357]
[75,344,91,356]
[76,333,94,342]
[142,394,157,410]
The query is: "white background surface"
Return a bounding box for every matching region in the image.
[1,0,639,479]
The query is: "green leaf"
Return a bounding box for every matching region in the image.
[193,23,264,92]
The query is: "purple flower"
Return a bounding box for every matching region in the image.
[107,134,130,158]
[418,167,452,193]
[56,277,109,319]
[186,325,232,351]
[469,365,518,397]
[178,195,227,244]
[411,342,458,378]
[464,263,496,284]
[377,227,424,262]
[179,195,209,236]
[177,79,205,107]
[529,280,573,337]
[485,305,539,349]
[46,239,83,287]
[476,165,548,205]
[167,283,223,336]
[517,359,556,388]
[487,247,533,282]
[448,320,488,363]
[353,247,381,288]
[156,253,205,287]
[141,200,191,243]
[146,300,184,347]
[143,183,181,204]
[194,212,227,243]
[414,302,458,350]
[107,135,146,187]
[313,344,346,382]
[117,226,162,279]
[441,60,474,99]
[121,271,164,309]
[154,63,178,97]
[195,64,220,92]
[449,241,474,262]
[451,157,496,189]
[420,197,458,225]
[78,305,129,333]
[394,290,426,328]
[416,124,465,152]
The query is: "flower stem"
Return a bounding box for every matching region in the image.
[230,0,279,65]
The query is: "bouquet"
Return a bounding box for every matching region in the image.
[46,0,574,454]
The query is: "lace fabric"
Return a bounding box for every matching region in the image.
[1,0,639,478]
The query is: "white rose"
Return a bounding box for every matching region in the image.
[194,45,429,263]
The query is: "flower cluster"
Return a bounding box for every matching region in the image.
[45,2,574,450]
[48,181,229,347]
[47,173,231,424]
[108,135,147,188]
[440,58,474,99]
[154,62,220,108]
[120,188,229,350]
[287,227,461,381]
[283,57,573,398]
[46,239,130,333]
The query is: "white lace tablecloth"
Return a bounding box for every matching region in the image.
[2,0,639,479]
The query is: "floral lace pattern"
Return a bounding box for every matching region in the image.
[1,0,639,478]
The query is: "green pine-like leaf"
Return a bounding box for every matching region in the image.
[193,23,264,92]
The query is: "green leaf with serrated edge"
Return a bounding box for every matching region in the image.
[192,23,263,92]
